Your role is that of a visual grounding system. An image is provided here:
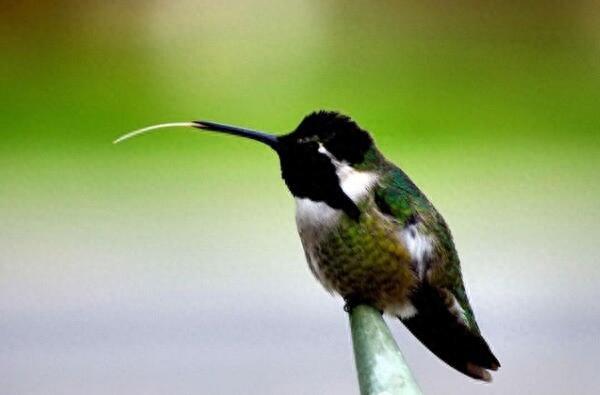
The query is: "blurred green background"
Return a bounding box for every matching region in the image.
[1,1,599,394]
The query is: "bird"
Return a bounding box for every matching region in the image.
[115,110,500,381]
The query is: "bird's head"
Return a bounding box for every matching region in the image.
[276,111,380,218]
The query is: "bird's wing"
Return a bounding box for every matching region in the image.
[373,168,500,381]
[373,167,477,327]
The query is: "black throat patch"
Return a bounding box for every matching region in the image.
[277,142,360,220]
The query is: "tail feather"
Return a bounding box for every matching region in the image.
[400,285,500,381]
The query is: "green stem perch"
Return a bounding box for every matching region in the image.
[349,305,423,395]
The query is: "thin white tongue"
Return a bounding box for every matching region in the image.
[113,122,196,144]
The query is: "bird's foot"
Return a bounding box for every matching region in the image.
[343,296,383,315]
[343,298,358,313]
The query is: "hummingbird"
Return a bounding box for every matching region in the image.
[115,111,500,381]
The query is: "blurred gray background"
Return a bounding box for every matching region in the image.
[1,1,599,394]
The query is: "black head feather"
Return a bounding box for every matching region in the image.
[280,111,373,165]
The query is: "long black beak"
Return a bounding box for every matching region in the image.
[113,120,279,150]
[192,120,278,149]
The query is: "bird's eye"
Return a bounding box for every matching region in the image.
[297,136,319,144]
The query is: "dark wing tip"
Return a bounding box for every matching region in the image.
[400,284,500,382]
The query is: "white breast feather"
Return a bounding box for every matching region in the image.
[295,198,340,230]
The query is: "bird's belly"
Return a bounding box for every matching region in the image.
[299,210,417,310]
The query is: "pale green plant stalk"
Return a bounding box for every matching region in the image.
[349,305,423,395]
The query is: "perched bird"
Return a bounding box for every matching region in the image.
[115,111,500,381]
